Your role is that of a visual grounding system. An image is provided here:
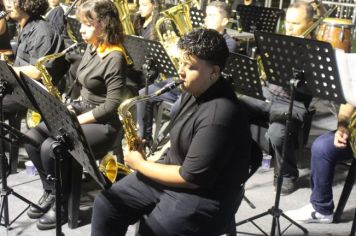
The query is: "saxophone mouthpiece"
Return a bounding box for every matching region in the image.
[154,80,184,96]
[62,42,84,54]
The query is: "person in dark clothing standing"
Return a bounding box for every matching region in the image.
[91,28,252,236]
[24,0,127,230]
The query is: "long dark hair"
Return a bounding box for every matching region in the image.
[77,0,123,45]
[132,0,161,40]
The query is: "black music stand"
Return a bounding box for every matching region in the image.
[236,5,283,33]
[236,31,346,236]
[123,35,179,151]
[123,35,178,78]
[1,61,110,236]
[190,7,205,28]
[0,62,45,230]
[223,52,265,101]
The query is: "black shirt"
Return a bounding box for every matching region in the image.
[45,6,66,36]
[15,16,67,85]
[77,45,127,126]
[159,79,251,198]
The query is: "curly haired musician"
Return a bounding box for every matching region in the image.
[91,28,252,236]
[24,0,127,230]
[3,0,67,115]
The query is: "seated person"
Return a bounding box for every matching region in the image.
[239,1,314,195]
[45,0,66,36]
[3,0,67,116]
[136,0,237,145]
[286,103,355,224]
[24,0,128,230]
[0,0,12,58]
[91,28,252,236]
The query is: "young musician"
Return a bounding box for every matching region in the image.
[3,0,67,115]
[0,0,12,52]
[91,28,252,236]
[24,0,127,230]
[240,1,314,195]
[286,103,355,223]
[205,1,237,53]
[132,0,161,40]
[45,0,66,36]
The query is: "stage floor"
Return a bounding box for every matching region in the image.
[0,145,354,236]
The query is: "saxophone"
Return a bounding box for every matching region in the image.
[26,43,80,128]
[99,80,183,183]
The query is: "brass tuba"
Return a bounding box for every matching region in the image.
[99,80,184,183]
[113,0,136,35]
[154,0,198,70]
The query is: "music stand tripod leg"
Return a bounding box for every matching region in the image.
[235,71,308,236]
[49,138,68,236]
[0,79,45,229]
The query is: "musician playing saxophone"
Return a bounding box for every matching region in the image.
[91,28,252,236]
[24,0,127,230]
[3,0,67,115]
[286,103,355,224]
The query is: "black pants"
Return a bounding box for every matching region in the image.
[91,172,243,236]
[24,122,120,193]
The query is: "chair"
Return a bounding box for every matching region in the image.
[67,131,124,229]
[152,100,174,145]
[333,158,356,223]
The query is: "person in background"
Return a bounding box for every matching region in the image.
[91,28,252,236]
[239,1,314,195]
[286,103,354,223]
[205,1,237,53]
[45,0,66,36]
[134,0,180,147]
[24,0,127,230]
[0,0,12,54]
[3,0,67,116]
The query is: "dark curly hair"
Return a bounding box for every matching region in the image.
[77,0,123,45]
[16,0,48,16]
[177,28,229,70]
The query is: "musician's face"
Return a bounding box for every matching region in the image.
[48,0,60,8]
[79,18,103,46]
[139,0,154,19]
[3,0,21,21]
[285,7,313,36]
[178,51,220,97]
[205,6,228,33]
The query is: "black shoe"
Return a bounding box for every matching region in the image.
[36,203,68,230]
[273,176,298,196]
[27,192,55,219]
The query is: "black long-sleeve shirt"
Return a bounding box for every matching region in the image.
[77,45,127,126]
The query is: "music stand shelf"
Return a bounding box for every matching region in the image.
[236,5,283,33]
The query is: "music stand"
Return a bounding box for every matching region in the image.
[236,31,346,235]
[223,52,265,101]
[2,61,110,236]
[0,62,45,230]
[123,35,178,78]
[236,5,283,33]
[123,35,179,153]
[190,7,205,28]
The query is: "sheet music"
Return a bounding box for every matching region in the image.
[335,49,356,106]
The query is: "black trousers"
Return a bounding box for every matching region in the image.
[91,172,243,236]
[24,122,120,193]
